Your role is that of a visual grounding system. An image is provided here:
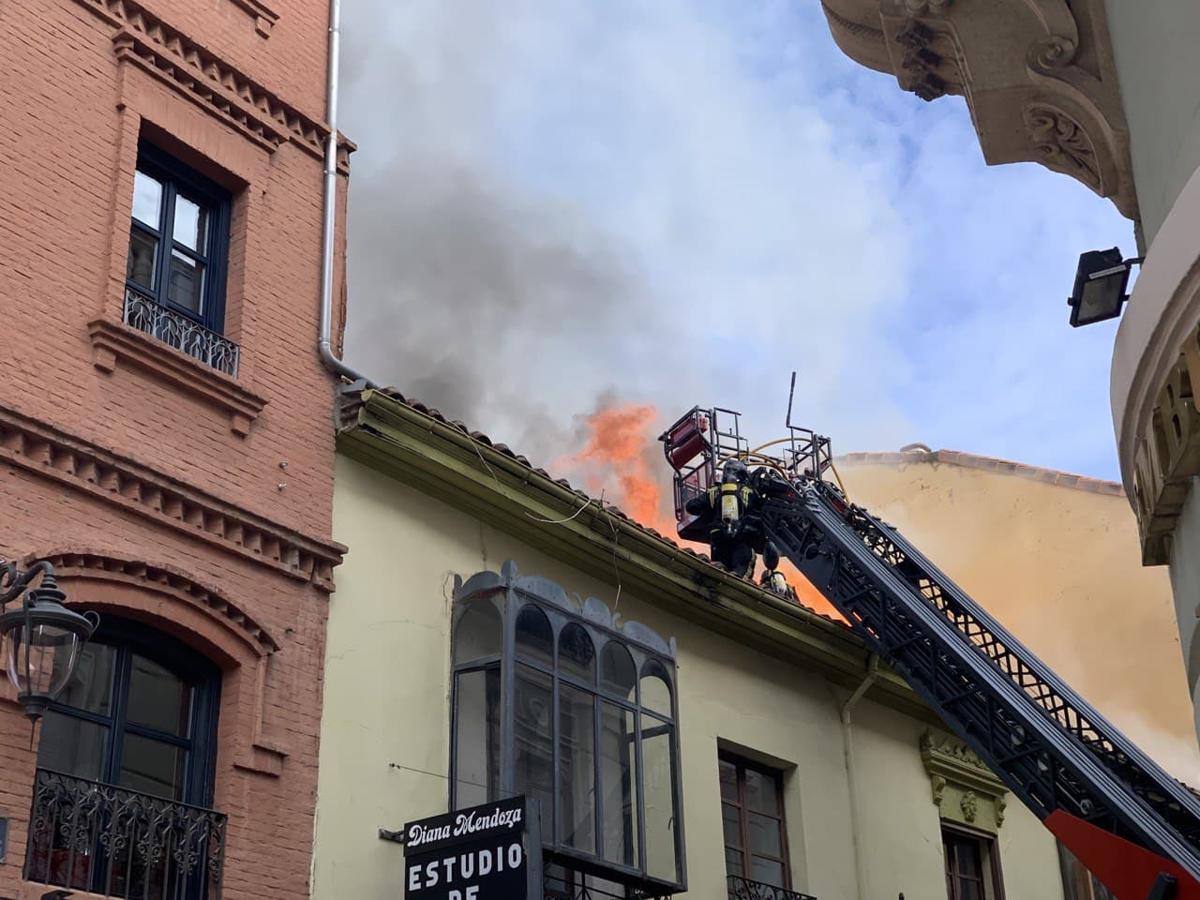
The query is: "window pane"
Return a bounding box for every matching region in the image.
[37,712,107,781]
[745,767,780,816]
[640,660,672,717]
[453,599,502,664]
[127,653,191,736]
[453,667,500,809]
[600,642,636,700]
[559,684,595,853]
[719,759,738,803]
[722,803,742,849]
[641,714,678,882]
[957,838,983,877]
[724,847,744,878]
[515,605,553,667]
[515,665,554,837]
[600,701,638,867]
[748,812,782,857]
[126,228,158,288]
[56,642,116,716]
[559,623,595,683]
[131,170,162,227]
[750,856,785,888]
[173,194,208,253]
[167,250,205,314]
[119,733,185,800]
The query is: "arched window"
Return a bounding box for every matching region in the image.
[28,616,221,898]
[450,564,683,894]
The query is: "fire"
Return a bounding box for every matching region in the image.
[562,400,841,620]
[562,403,676,536]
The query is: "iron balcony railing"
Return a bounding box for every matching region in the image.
[727,875,817,900]
[25,768,227,900]
[123,285,240,377]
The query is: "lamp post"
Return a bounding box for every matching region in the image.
[0,559,98,723]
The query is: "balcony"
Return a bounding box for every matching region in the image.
[123,286,240,377]
[727,875,817,900]
[25,768,227,900]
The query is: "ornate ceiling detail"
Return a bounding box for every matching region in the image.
[819,0,1137,218]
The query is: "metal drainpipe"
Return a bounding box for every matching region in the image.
[318,0,374,386]
[841,654,880,900]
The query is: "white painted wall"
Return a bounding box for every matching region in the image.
[313,455,1066,899]
[1105,0,1200,242]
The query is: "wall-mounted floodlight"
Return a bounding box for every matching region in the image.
[1068,248,1143,327]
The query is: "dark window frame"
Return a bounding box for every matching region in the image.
[449,573,686,896]
[39,616,221,808]
[719,752,792,890]
[127,143,232,335]
[942,822,1006,900]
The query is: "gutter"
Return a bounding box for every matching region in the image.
[318,0,374,386]
[841,654,880,900]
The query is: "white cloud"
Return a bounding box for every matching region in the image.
[340,0,1133,477]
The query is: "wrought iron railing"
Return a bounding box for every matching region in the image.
[25,768,226,900]
[727,875,816,900]
[123,285,240,376]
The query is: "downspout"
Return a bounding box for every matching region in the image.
[841,654,880,900]
[319,0,374,386]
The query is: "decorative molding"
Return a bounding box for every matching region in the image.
[0,403,343,591]
[226,0,280,38]
[88,317,267,437]
[71,0,353,171]
[1024,104,1100,189]
[819,0,1137,218]
[28,549,280,653]
[920,729,1009,832]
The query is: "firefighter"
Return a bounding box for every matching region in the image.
[684,458,765,578]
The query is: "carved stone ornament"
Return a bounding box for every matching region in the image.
[818,0,1137,218]
[1024,104,1101,189]
[920,729,1009,833]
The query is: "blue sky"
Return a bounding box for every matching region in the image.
[340,0,1135,480]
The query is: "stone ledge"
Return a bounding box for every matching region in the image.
[0,403,343,591]
[88,317,266,437]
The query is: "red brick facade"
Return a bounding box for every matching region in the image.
[0,0,348,896]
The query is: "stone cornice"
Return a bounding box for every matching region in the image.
[73,0,353,171]
[89,318,267,437]
[921,728,1009,831]
[0,403,344,591]
[820,0,1136,218]
[337,387,937,720]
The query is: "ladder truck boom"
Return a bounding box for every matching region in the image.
[660,403,1200,900]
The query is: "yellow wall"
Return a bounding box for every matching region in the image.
[313,455,1066,900]
[838,455,1200,783]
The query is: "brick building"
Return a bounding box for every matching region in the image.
[0,0,349,897]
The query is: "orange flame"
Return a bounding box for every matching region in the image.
[562,401,841,620]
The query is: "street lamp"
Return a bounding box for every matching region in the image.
[1067,247,1143,327]
[0,560,98,723]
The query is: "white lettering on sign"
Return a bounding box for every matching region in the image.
[407,842,525,893]
[407,806,524,850]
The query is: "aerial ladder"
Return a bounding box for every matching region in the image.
[660,388,1200,900]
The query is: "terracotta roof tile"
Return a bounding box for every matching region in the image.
[347,385,847,628]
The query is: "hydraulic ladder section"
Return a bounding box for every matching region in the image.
[660,402,1200,896]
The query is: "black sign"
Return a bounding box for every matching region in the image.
[404,796,541,900]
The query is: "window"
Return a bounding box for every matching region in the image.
[943,826,1005,900]
[126,144,231,336]
[1058,842,1114,900]
[450,565,684,895]
[27,617,221,898]
[720,754,790,889]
